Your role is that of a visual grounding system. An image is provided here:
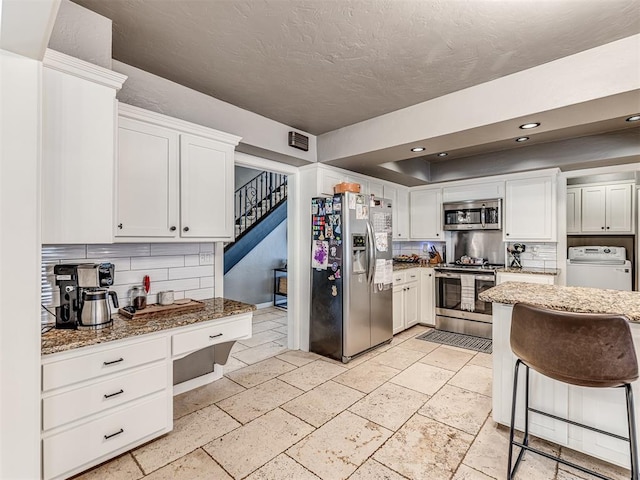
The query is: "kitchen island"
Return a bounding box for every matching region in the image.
[480,282,640,470]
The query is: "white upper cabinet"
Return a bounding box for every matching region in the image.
[410,188,443,240]
[117,118,179,237]
[116,104,240,242]
[442,181,505,203]
[566,187,581,234]
[384,185,410,240]
[570,183,633,234]
[41,50,127,244]
[180,134,234,238]
[504,175,556,241]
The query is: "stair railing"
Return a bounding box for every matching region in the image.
[234,171,287,239]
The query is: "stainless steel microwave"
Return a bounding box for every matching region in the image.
[442,199,502,231]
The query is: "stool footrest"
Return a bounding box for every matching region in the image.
[511,441,613,480]
[528,406,631,442]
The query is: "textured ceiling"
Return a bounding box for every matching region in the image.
[72,0,640,135]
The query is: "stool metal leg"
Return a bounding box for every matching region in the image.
[626,384,639,480]
[509,359,530,479]
[508,359,520,479]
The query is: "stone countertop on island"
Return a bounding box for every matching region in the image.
[393,262,441,271]
[41,297,256,355]
[496,267,560,276]
[479,282,640,322]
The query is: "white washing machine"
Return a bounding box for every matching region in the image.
[566,246,632,291]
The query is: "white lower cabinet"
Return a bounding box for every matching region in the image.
[493,303,639,468]
[392,269,419,334]
[419,268,435,326]
[41,312,253,479]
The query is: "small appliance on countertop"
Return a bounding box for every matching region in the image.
[53,263,119,330]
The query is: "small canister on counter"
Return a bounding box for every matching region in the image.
[158,290,174,306]
[129,285,147,310]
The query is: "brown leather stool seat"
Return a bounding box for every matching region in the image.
[508,303,639,480]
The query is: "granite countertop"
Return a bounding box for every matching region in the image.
[393,262,441,271]
[479,282,640,322]
[496,267,560,276]
[41,297,256,355]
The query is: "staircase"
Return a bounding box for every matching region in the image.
[224,171,288,273]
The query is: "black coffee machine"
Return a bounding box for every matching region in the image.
[54,263,119,329]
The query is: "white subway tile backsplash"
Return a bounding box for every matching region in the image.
[185,255,200,267]
[168,265,214,280]
[114,269,169,285]
[150,243,200,256]
[130,255,185,270]
[200,243,215,253]
[185,287,215,300]
[42,245,87,259]
[87,244,151,257]
[147,278,201,295]
[41,243,216,319]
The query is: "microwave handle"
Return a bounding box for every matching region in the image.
[481,206,486,228]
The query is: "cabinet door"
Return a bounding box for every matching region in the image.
[180,134,234,239]
[369,181,384,198]
[410,189,442,240]
[606,184,632,233]
[504,176,556,241]
[581,185,607,233]
[42,68,117,244]
[566,187,581,234]
[396,187,410,240]
[419,269,435,326]
[392,284,405,334]
[320,170,341,196]
[404,282,419,328]
[117,118,179,237]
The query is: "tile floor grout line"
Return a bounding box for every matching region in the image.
[199,445,238,480]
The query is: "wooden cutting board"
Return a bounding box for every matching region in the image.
[119,299,205,320]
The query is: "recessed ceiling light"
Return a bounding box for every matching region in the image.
[626,115,640,122]
[436,152,448,157]
[519,122,540,129]
[515,137,530,142]
[411,146,425,152]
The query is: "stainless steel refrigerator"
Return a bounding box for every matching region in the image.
[310,193,393,363]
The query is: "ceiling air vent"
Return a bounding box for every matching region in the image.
[288,131,309,151]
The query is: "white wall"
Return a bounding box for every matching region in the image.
[0,49,42,479]
[224,220,287,306]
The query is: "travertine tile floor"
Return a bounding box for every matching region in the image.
[75,307,630,480]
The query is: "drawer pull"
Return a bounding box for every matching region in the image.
[209,333,223,339]
[104,389,124,399]
[104,428,124,440]
[103,358,124,366]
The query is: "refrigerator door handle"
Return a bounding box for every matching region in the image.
[366,221,375,285]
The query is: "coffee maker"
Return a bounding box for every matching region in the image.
[54,263,119,329]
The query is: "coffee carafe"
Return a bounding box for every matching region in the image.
[54,263,119,329]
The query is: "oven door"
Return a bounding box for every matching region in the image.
[435,271,495,322]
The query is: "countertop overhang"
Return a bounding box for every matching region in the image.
[41,297,256,355]
[480,282,640,322]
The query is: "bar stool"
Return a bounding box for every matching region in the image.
[508,303,639,480]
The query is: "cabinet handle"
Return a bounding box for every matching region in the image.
[506,233,510,236]
[103,358,124,366]
[183,226,190,232]
[117,223,123,229]
[209,333,223,339]
[436,233,439,236]
[601,226,605,230]
[170,226,176,231]
[606,226,610,230]
[104,389,124,399]
[104,428,124,440]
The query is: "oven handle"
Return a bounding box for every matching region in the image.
[435,272,495,282]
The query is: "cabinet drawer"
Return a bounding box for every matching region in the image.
[172,315,251,357]
[393,272,406,284]
[43,393,167,480]
[43,362,167,431]
[43,337,167,392]
[406,271,419,282]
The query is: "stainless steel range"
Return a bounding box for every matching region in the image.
[434,229,504,339]
[434,263,499,339]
